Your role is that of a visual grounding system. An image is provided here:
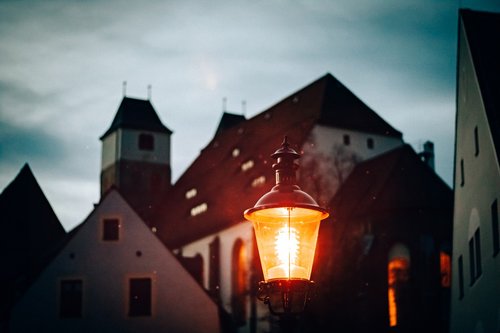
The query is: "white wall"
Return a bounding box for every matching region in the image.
[11,190,219,333]
[119,129,170,164]
[101,131,117,170]
[451,21,500,333]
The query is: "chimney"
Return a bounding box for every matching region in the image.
[418,141,435,170]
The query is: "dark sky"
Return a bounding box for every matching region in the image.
[1,0,499,230]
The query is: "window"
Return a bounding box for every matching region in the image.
[232,148,240,157]
[60,279,83,318]
[458,255,464,299]
[231,239,247,326]
[251,176,266,188]
[343,134,350,145]
[241,160,254,172]
[185,188,197,199]
[388,244,410,328]
[190,203,208,216]
[440,252,451,288]
[367,138,374,149]
[460,159,465,187]
[129,278,152,317]
[209,237,221,301]
[138,133,154,151]
[492,199,499,257]
[103,218,120,241]
[474,126,479,156]
[469,228,482,285]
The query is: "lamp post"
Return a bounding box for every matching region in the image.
[244,137,329,330]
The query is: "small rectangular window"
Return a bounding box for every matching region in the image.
[469,228,482,285]
[492,199,499,257]
[460,159,465,187]
[367,138,374,149]
[103,218,120,241]
[343,134,350,145]
[138,133,154,151]
[129,278,152,317]
[458,256,464,299]
[60,279,83,318]
[474,126,479,156]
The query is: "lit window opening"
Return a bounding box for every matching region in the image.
[232,148,240,157]
[191,203,208,216]
[241,160,254,172]
[186,188,197,199]
[251,176,266,187]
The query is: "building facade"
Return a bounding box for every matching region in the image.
[450,9,500,333]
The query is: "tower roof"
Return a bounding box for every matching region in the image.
[100,97,172,140]
[460,9,500,162]
[153,73,402,248]
[215,112,246,136]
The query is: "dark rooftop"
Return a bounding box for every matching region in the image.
[100,97,172,140]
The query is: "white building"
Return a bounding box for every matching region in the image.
[451,9,500,333]
[10,189,220,333]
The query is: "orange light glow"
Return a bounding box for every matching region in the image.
[440,251,451,288]
[246,207,326,281]
[388,258,409,327]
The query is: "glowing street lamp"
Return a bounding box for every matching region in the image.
[244,137,329,317]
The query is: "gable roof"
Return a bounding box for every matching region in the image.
[153,73,402,248]
[330,145,452,233]
[0,164,67,316]
[100,97,172,140]
[460,9,500,162]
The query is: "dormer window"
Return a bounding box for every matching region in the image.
[251,176,266,187]
[186,188,197,199]
[138,133,154,151]
[241,160,254,172]
[191,203,208,217]
[232,148,240,158]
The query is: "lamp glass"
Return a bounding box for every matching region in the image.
[247,206,325,281]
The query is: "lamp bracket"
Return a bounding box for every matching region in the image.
[257,279,315,317]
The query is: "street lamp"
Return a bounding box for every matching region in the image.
[244,137,329,320]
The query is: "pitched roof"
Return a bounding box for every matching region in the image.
[0,164,67,313]
[215,112,246,136]
[460,9,500,162]
[100,97,172,139]
[153,73,402,248]
[329,145,452,232]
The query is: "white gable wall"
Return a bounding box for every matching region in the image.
[11,190,219,333]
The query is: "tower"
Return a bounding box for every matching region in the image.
[100,97,172,224]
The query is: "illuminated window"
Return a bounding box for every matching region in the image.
[440,252,451,288]
[128,278,151,317]
[241,160,254,172]
[186,188,197,199]
[251,176,266,187]
[103,218,120,241]
[232,148,240,157]
[388,244,410,328]
[138,133,154,151]
[231,239,247,326]
[191,203,208,216]
[469,227,482,285]
[60,279,83,318]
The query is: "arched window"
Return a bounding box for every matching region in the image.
[388,243,410,328]
[231,239,247,326]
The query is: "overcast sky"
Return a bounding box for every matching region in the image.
[1,0,499,231]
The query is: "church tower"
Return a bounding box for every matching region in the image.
[100,97,172,224]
